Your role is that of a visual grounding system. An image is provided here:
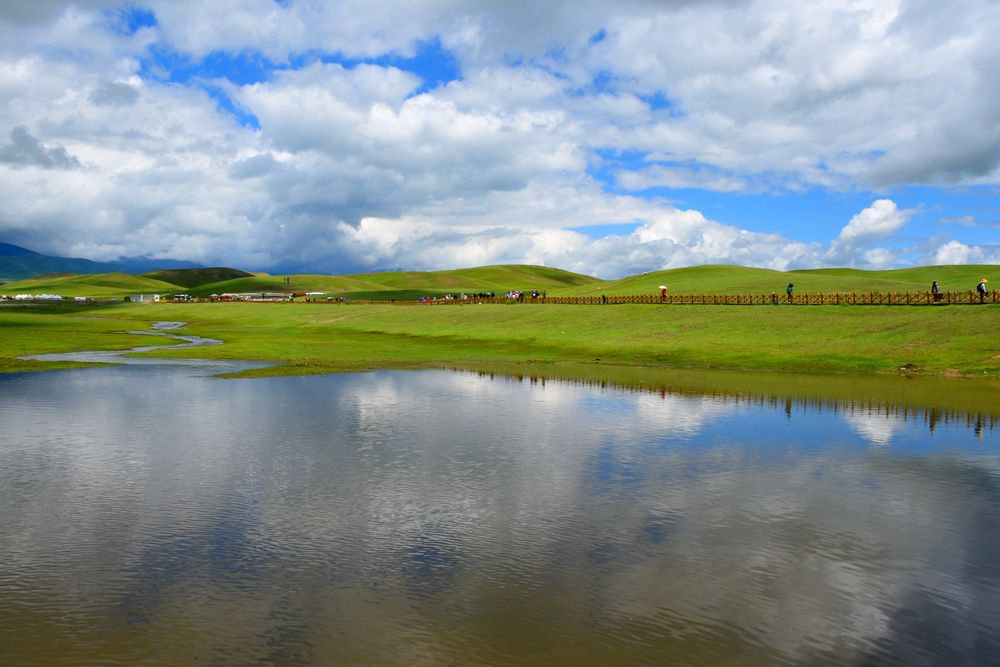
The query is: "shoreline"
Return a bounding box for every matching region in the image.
[3,301,998,383]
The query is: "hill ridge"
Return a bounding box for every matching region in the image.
[0,242,201,282]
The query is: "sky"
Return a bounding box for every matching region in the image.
[1,0,999,279]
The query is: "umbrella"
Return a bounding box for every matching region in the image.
[658,285,667,289]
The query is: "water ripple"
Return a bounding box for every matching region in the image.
[2,368,999,665]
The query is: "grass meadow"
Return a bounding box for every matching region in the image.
[4,263,994,300]
[3,296,998,381]
[2,264,997,386]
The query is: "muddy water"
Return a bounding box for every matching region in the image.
[1,358,998,665]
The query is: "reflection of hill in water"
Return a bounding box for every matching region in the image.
[451,362,998,438]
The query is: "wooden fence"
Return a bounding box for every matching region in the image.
[321,289,998,306]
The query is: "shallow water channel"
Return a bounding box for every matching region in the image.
[2,326,999,665]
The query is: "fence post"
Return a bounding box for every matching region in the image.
[375,289,991,307]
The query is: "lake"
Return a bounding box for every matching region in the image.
[1,352,999,665]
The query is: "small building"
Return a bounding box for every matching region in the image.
[125,294,161,302]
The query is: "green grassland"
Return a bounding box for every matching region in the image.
[2,267,266,298]
[4,263,994,301]
[564,264,997,296]
[2,264,997,383]
[0,272,180,297]
[197,264,602,300]
[0,264,602,300]
[0,305,175,372]
[2,295,998,380]
[339,265,601,291]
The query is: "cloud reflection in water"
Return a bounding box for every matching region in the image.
[0,366,998,666]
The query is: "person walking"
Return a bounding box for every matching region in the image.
[932,280,940,303]
[976,279,989,303]
[786,283,793,303]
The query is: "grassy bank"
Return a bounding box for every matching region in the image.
[0,303,174,372]
[450,362,1000,420]
[2,299,998,380]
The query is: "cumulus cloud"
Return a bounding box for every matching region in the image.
[0,126,81,169]
[836,200,911,242]
[825,199,917,268]
[929,240,1000,266]
[89,80,140,107]
[335,200,826,278]
[0,0,118,26]
[0,0,998,275]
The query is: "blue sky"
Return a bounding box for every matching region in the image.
[0,0,998,277]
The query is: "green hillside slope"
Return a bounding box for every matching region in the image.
[340,265,601,291]
[3,263,995,301]
[189,265,604,299]
[1,273,179,297]
[190,274,383,297]
[561,265,997,297]
[143,267,256,288]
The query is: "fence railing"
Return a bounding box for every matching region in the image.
[314,289,998,306]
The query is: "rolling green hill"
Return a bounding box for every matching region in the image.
[341,265,601,290]
[2,263,996,300]
[560,264,996,297]
[1,272,180,297]
[143,267,256,288]
[190,274,382,298]
[178,265,603,299]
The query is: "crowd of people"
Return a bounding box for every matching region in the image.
[416,290,550,302]
[504,290,547,299]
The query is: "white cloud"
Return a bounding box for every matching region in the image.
[0,125,81,169]
[836,200,911,242]
[824,199,916,268]
[335,198,830,278]
[0,0,999,275]
[0,0,118,27]
[930,240,1000,266]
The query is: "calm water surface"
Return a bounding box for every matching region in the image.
[1,359,999,666]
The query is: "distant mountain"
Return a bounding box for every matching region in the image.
[0,242,200,282]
